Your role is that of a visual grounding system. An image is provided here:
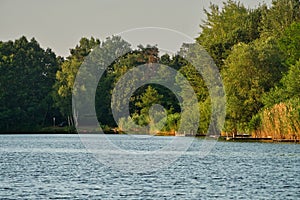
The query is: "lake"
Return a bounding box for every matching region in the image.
[0,134,299,199]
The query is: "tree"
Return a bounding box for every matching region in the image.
[278,22,300,66]
[179,64,208,102]
[0,36,59,131]
[197,0,262,68]
[54,37,100,126]
[95,44,166,128]
[134,85,163,126]
[260,0,300,38]
[223,39,285,133]
[282,60,300,99]
[264,59,300,106]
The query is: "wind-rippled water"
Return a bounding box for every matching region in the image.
[0,134,299,199]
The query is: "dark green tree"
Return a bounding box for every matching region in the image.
[0,36,59,131]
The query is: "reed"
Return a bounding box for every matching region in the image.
[253,100,300,140]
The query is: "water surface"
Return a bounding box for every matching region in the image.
[0,134,299,199]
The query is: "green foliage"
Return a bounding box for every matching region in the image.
[164,112,180,132]
[262,86,287,108]
[3,0,300,136]
[199,98,211,134]
[195,0,300,134]
[197,0,261,68]
[248,114,261,133]
[54,37,100,120]
[0,36,60,131]
[278,22,300,66]
[134,86,163,123]
[264,59,300,107]
[283,60,300,98]
[179,64,208,102]
[94,36,132,127]
[223,39,285,133]
[260,0,300,38]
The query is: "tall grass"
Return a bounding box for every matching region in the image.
[252,99,300,140]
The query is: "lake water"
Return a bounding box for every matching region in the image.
[0,134,299,199]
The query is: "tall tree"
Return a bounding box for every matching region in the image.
[54,37,100,125]
[223,39,285,133]
[197,0,262,68]
[260,0,300,38]
[0,36,59,131]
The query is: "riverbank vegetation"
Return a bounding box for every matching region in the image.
[1,0,300,140]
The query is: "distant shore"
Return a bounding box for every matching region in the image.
[0,130,299,144]
[219,136,300,143]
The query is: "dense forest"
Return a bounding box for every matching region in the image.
[1,0,300,140]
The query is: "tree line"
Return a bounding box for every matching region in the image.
[1,0,300,140]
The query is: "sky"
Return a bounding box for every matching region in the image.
[0,0,272,57]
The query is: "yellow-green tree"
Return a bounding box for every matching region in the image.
[54,37,100,125]
[223,39,284,134]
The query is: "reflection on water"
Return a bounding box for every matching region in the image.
[0,134,299,199]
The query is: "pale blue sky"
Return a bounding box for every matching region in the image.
[0,0,272,57]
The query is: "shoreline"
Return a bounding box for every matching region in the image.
[0,131,299,144]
